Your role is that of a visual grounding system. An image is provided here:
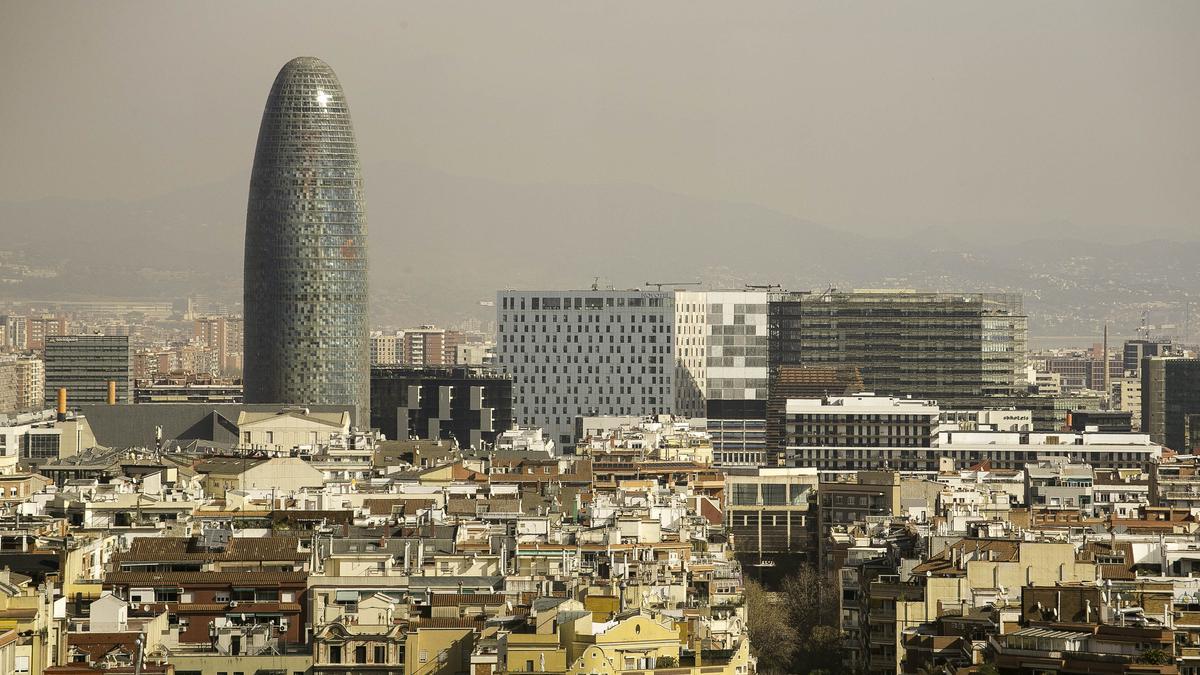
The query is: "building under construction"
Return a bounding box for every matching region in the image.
[765,364,863,454]
[768,290,1028,408]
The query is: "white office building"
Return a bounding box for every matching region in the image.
[497,288,771,451]
[676,291,769,466]
[497,290,675,446]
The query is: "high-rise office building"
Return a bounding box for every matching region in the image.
[1142,357,1200,452]
[675,291,771,466]
[1124,339,1174,377]
[497,290,675,446]
[768,290,1027,407]
[243,57,369,422]
[43,335,131,405]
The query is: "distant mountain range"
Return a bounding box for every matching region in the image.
[2,161,1197,343]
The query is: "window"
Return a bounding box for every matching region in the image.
[266,431,274,444]
[375,645,387,663]
[329,646,342,664]
[355,646,367,663]
[732,483,758,505]
[761,484,786,505]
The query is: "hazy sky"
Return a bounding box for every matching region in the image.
[2,1,1198,237]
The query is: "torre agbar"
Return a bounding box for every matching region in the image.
[243,57,370,421]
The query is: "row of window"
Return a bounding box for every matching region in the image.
[500,295,668,310]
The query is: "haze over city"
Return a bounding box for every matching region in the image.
[2,1,1198,341]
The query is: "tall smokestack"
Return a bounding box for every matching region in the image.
[1103,323,1110,408]
[107,380,117,406]
[57,388,67,421]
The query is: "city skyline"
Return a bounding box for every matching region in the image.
[1,6,1200,675]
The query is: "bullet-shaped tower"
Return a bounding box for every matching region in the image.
[244,57,369,421]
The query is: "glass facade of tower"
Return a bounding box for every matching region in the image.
[244,57,369,421]
[768,290,1027,407]
[1142,357,1200,452]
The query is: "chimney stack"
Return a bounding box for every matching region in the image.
[107,380,117,405]
[57,388,67,421]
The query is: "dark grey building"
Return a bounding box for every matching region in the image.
[1067,409,1133,433]
[43,335,131,405]
[371,367,513,449]
[244,56,370,421]
[77,402,355,450]
[768,290,1027,407]
[1123,339,1174,376]
[1142,357,1200,452]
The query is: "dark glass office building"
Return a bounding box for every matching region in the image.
[244,57,370,421]
[1123,339,1174,376]
[1142,357,1200,452]
[43,335,132,405]
[371,367,513,449]
[768,290,1027,407]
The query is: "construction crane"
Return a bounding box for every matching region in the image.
[644,281,700,291]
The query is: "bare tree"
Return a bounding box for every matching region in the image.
[780,566,843,674]
[744,578,799,674]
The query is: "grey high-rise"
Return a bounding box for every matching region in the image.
[244,57,369,421]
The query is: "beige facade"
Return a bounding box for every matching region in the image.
[0,357,43,414]
[237,409,351,452]
[166,653,312,675]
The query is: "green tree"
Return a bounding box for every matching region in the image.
[654,655,678,668]
[1137,649,1172,665]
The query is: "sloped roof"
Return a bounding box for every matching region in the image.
[115,536,305,563]
[104,570,307,586]
[430,593,505,607]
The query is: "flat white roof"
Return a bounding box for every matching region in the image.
[786,394,940,415]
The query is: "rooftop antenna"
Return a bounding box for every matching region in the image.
[645,281,700,291]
